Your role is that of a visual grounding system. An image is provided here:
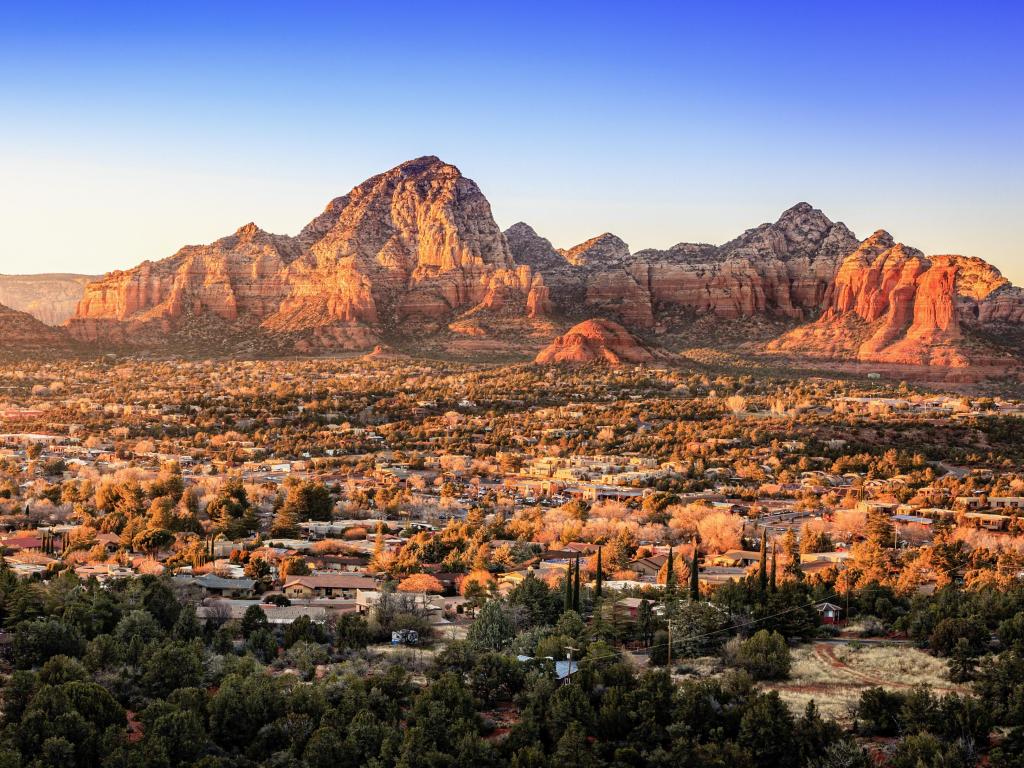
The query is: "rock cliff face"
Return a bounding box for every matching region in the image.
[769,232,1022,366]
[0,274,97,326]
[64,156,1024,366]
[68,157,544,351]
[507,203,860,329]
[535,319,658,365]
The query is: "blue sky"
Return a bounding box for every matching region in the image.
[1,1,1022,283]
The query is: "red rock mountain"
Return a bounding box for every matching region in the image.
[64,156,1024,367]
[68,157,548,352]
[769,231,1024,367]
[535,319,659,365]
[507,203,861,329]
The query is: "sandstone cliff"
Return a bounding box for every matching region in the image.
[68,157,544,351]
[64,156,1024,367]
[535,318,658,365]
[507,203,860,329]
[769,232,1021,367]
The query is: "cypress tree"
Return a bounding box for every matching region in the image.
[572,557,581,612]
[758,531,768,593]
[664,545,679,617]
[689,538,700,601]
[595,547,603,598]
[564,562,573,612]
[770,541,778,593]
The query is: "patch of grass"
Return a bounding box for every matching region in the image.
[762,643,965,724]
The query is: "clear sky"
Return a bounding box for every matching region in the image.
[1,1,1022,283]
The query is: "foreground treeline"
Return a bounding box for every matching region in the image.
[2,569,1024,767]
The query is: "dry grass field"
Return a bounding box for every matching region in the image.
[762,642,969,722]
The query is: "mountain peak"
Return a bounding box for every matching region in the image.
[505,222,540,238]
[865,229,895,245]
[561,233,630,266]
[234,222,264,239]
[774,201,834,228]
[779,201,816,217]
[394,155,452,177]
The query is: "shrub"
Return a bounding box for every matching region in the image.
[729,630,791,680]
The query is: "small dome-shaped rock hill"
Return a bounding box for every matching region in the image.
[534,319,659,365]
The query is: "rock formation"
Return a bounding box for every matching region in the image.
[62,155,1024,367]
[535,318,659,365]
[507,203,860,329]
[0,302,75,354]
[769,231,1023,367]
[68,157,545,351]
[0,274,97,326]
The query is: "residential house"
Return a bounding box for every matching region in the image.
[283,573,376,600]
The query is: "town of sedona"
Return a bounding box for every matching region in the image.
[1,3,1023,768]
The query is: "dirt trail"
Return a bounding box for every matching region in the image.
[771,643,968,695]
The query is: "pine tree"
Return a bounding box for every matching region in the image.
[948,637,977,682]
[590,598,610,640]
[782,528,802,580]
[865,507,895,548]
[664,545,680,618]
[271,501,298,538]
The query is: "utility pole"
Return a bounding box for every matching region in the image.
[565,645,579,684]
[666,620,672,669]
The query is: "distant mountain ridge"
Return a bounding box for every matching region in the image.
[0,301,76,355]
[12,154,1018,373]
[0,273,98,325]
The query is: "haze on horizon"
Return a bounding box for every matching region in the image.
[1,1,1022,284]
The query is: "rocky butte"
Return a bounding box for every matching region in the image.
[534,318,660,365]
[54,155,1024,373]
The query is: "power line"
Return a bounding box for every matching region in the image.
[576,553,974,666]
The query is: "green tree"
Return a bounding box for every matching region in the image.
[206,476,255,538]
[336,613,370,650]
[208,671,286,750]
[552,722,598,768]
[12,618,86,669]
[467,600,514,652]
[141,641,203,698]
[739,691,797,768]
[280,479,333,523]
[689,539,700,600]
[758,531,768,594]
[947,636,977,682]
[732,630,791,680]
[240,605,268,639]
